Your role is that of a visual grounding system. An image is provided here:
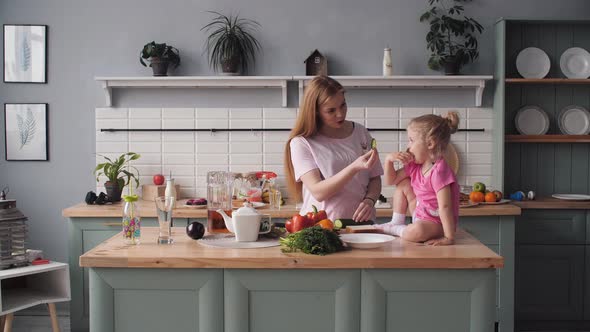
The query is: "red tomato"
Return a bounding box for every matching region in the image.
[292,215,309,232]
[153,174,165,185]
[285,219,294,233]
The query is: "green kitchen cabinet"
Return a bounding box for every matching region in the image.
[68,217,158,332]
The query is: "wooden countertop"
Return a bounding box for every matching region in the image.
[79,227,503,269]
[63,199,521,218]
[512,197,590,209]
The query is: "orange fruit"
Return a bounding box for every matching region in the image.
[485,192,497,203]
[469,191,485,203]
[316,219,334,230]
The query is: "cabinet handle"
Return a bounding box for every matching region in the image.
[101,223,121,227]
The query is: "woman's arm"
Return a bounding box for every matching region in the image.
[299,149,378,202]
[426,185,455,246]
[352,175,382,222]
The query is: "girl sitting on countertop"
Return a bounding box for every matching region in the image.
[376,112,460,246]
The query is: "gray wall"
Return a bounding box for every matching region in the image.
[1,0,589,263]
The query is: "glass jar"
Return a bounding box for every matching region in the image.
[122,195,141,245]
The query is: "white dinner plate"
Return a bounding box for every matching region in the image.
[480,199,511,205]
[560,47,590,79]
[557,105,590,135]
[552,194,590,201]
[339,233,395,249]
[460,202,480,208]
[183,204,207,209]
[515,106,550,135]
[516,47,551,79]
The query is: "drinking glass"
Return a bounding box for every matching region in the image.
[270,189,282,210]
[155,196,175,244]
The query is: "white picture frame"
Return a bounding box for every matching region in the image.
[4,103,48,161]
[3,24,47,83]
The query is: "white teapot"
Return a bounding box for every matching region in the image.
[217,203,271,242]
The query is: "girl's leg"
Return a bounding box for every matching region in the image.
[377,179,415,236]
[401,220,444,243]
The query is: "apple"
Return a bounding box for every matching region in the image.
[473,182,486,193]
[493,190,503,202]
[153,174,165,185]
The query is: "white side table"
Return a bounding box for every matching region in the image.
[0,262,70,332]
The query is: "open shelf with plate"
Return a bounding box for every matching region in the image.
[505,135,590,143]
[505,78,590,84]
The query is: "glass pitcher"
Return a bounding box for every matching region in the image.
[207,171,235,233]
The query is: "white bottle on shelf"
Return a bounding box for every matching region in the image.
[164,172,177,208]
[383,47,393,76]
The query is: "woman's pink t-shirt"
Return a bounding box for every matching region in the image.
[405,158,459,225]
[290,123,383,220]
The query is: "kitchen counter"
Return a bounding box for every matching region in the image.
[80,227,502,269]
[512,197,590,209]
[63,199,521,218]
[82,227,501,332]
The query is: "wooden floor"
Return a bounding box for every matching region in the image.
[7,315,70,332]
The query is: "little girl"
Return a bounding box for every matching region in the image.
[377,112,460,246]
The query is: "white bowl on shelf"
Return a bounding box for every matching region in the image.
[559,47,590,79]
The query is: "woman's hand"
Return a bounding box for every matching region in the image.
[425,236,454,246]
[352,198,374,222]
[352,149,378,172]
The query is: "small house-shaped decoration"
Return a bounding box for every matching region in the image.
[305,49,327,76]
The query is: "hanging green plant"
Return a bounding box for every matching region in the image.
[420,0,483,75]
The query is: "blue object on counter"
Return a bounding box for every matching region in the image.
[509,191,525,201]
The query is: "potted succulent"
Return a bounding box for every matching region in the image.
[94,152,141,202]
[419,0,483,75]
[139,41,181,76]
[201,11,262,75]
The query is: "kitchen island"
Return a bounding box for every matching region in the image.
[81,227,501,332]
[63,201,520,332]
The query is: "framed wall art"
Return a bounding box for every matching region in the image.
[3,24,47,83]
[4,103,48,161]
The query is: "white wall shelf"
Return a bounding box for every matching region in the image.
[294,75,493,107]
[96,75,493,108]
[95,76,291,107]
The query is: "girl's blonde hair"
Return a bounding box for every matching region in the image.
[284,76,345,202]
[409,112,460,159]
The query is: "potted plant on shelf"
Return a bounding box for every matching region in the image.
[201,11,262,75]
[419,0,483,75]
[94,152,141,202]
[139,41,181,76]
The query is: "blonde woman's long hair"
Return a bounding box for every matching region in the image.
[284,76,345,202]
[409,112,460,159]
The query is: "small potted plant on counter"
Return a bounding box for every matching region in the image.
[201,11,262,75]
[419,0,483,75]
[139,41,181,76]
[94,152,141,202]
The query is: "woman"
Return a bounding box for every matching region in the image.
[284,76,383,221]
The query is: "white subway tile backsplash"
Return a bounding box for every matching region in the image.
[162,108,195,118]
[196,118,228,129]
[366,107,398,118]
[129,118,161,129]
[129,132,161,142]
[96,131,127,142]
[163,142,194,153]
[230,108,262,118]
[263,119,295,129]
[231,154,262,165]
[180,188,196,198]
[400,107,433,118]
[197,142,228,154]
[96,108,128,119]
[230,118,262,129]
[96,142,128,153]
[163,154,194,165]
[129,108,161,118]
[230,142,262,153]
[196,108,228,119]
[347,107,365,118]
[129,142,161,153]
[97,105,497,199]
[263,108,297,119]
[434,107,467,119]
